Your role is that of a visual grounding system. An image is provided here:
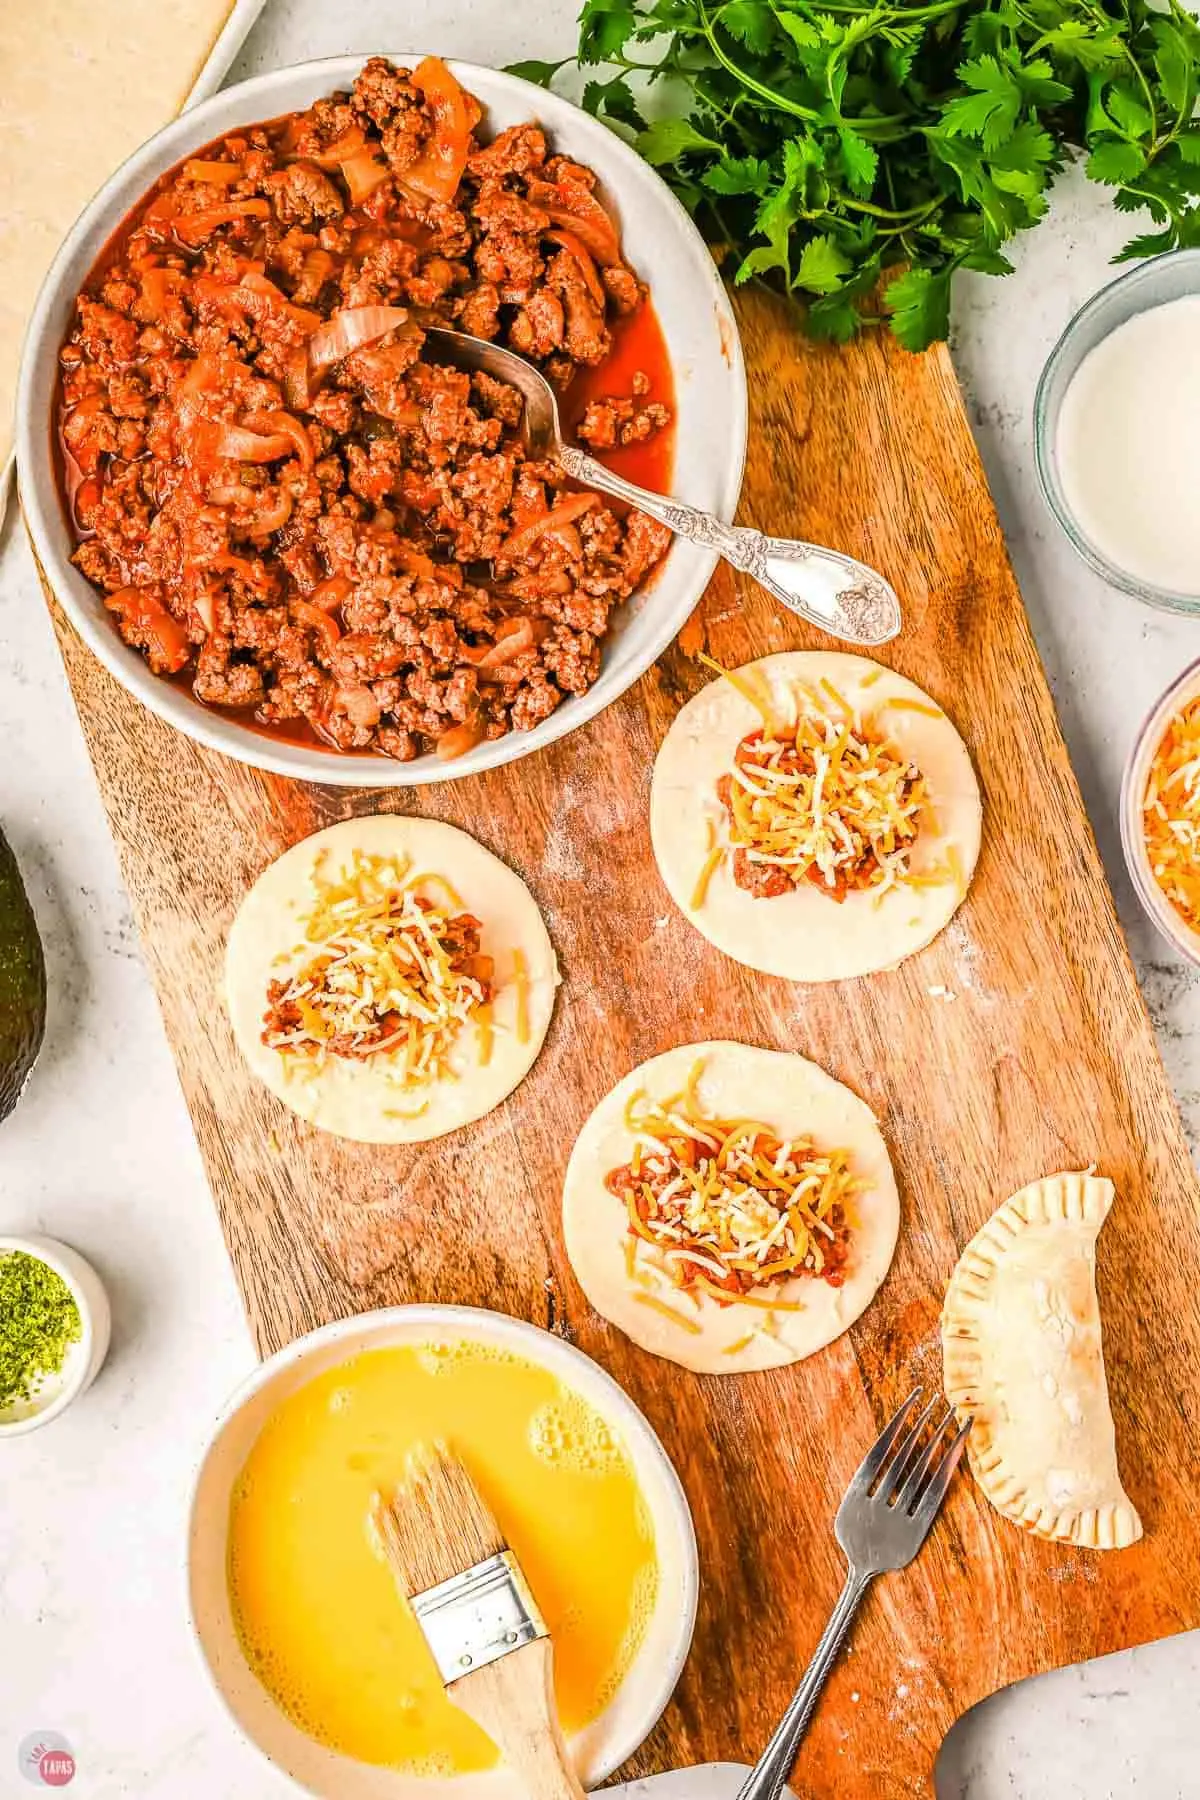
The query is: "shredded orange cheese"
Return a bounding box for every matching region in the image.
[261,849,492,1086]
[1144,697,1200,934]
[512,949,530,1044]
[633,1292,703,1333]
[608,1059,860,1304]
[721,707,927,898]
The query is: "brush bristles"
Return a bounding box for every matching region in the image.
[373,1442,507,1598]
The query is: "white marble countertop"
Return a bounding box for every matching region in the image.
[1,2,1197,1795]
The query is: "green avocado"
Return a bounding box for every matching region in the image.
[0,829,46,1123]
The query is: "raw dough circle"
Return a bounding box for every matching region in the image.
[650,651,982,982]
[562,1041,900,1373]
[225,815,559,1144]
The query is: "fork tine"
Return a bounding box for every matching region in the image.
[880,1393,943,1500]
[910,1416,972,1531]
[846,1387,923,1497]
[890,1405,956,1513]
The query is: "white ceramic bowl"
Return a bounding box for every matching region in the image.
[188,1304,698,1799]
[0,1233,111,1435]
[18,55,747,788]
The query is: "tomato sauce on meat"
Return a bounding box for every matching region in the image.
[55,56,676,762]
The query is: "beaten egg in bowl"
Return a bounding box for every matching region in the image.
[190,1307,697,1800]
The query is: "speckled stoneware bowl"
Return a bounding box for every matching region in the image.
[18,56,747,788]
[188,1304,698,1800]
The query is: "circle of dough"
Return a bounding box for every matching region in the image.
[650,651,982,981]
[225,816,559,1144]
[562,1041,900,1373]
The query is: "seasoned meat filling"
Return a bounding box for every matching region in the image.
[57,56,675,760]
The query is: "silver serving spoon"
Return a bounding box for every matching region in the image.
[424,327,901,647]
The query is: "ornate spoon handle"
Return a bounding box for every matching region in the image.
[557,444,901,647]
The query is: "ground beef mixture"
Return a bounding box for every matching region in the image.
[577,370,671,450]
[57,56,675,759]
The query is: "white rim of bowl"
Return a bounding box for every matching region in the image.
[16,54,748,789]
[0,1233,104,1435]
[1033,249,1200,613]
[186,1303,699,1791]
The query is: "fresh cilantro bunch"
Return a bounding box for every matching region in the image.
[511,0,1200,349]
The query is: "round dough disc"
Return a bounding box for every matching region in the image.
[650,651,982,981]
[225,816,559,1144]
[562,1041,900,1373]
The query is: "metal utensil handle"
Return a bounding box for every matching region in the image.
[734,1568,873,1800]
[557,444,752,559]
[556,446,900,647]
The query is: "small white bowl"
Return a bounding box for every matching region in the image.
[1120,655,1200,964]
[188,1304,698,1799]
[17,55,747,789]
[0,1234,111,1435]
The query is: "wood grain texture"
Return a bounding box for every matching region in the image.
[34,289,1200,1795]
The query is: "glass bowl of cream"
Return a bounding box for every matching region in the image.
[1035,249,1200,612]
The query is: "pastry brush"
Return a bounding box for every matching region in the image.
[373,1443,586,1800]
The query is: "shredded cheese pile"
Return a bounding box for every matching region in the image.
[1144,697,1200,935]
[262,850,492,1084]
[606,1062,861,1308]
[691,660,938,909]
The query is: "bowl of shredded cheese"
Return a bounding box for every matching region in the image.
[1121,657,1200,964]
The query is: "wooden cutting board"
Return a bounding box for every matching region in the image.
[35,288,1200,1794]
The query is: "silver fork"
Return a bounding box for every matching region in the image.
[735,1389,971,1800]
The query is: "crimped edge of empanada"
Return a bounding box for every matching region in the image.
[941,1172,1143,1551]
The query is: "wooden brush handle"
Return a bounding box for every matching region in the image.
[447,1636,587,1800]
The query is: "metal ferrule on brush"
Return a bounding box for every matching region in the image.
[410,1550,547,1684]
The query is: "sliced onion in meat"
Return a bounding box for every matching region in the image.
[308,574,354,611]
[182,159,244,186]
[173,199,271,246]
[291,597,342,653]
[104,585,191,674]
[211,424,297,463]
[544,228,606,308]
[240,489,294,536]
[306,126,368,171]
[436,714,487,761]
[308,305,410,372]
[399,57,475,205]
[340,148,390,206]
[472,618,535,671]
[526,180,621,267]
[497,493,598,563]
[242,409,314,469]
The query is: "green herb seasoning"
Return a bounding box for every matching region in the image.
[0,1251,82,1409]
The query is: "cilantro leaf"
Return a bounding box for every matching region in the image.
[578,0,639,64]
[505,59,569,87]
[838,127,879,197]
[793,234,853,294]
[885,266,953,352]
[635,118,723,165]
[702,154,773,195]
[941,57,1023,152]
[718,0,776,53]
[1087,139,1149,184]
